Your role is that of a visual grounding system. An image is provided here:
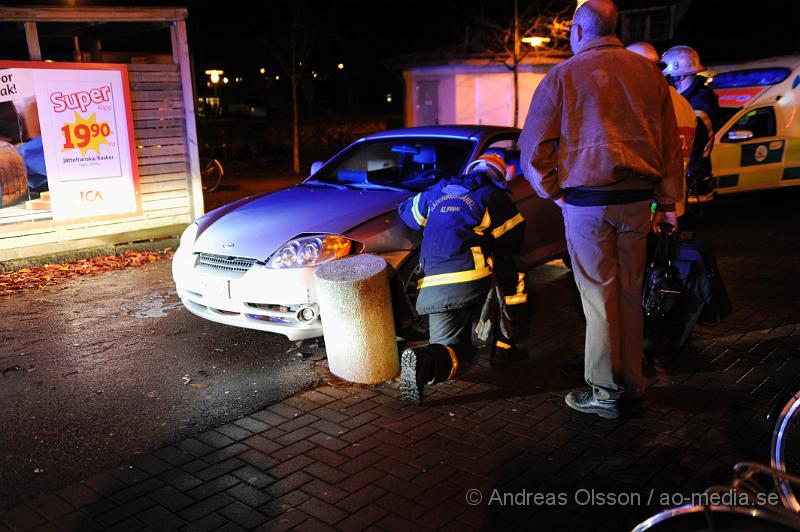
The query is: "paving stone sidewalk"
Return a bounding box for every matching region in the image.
[1,255,799,532]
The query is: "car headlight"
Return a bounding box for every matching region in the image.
[179,222,199,247]
[266,235,353,269]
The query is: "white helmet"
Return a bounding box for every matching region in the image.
[464,153,507,181]
[626,42,666,69]
[661,45,705,76]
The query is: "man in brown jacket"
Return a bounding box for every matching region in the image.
[519,0,683,419]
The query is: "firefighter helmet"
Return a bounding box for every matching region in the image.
[626,42,666,70]
[465,153,507,181]
[661,45,705,76]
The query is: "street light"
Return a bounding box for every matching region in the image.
[205,69,224,84]
[521,36,551,47]
[259,67,266,74]
[337,63,344,70]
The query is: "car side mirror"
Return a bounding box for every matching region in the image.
[727,129,754,141]
[310,161,324,176]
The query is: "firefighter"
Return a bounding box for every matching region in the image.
[662,45,721,202]
[397,153,527,405]
[627,42,697,219]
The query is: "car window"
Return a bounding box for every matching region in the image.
[722,107,776,142]
[481,134,522,178]
[311,137,476,192]
[719,107,739,127]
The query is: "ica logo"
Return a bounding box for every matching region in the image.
[80,190,105,203]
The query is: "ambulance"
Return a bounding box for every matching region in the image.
[708,55,800,195]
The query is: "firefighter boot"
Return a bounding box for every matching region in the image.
[490,341,528,366]
[399,344,458,405]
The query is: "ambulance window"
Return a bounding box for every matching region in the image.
[723,107,776,142]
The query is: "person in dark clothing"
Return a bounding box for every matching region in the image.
[662,45,721,199]
[397,153,526,404]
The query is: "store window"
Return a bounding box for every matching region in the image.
[0,62,140,226]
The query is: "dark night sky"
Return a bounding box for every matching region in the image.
[3,0,799,63]
[2,0,799,112]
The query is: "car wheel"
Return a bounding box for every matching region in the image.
[395,252,429,340]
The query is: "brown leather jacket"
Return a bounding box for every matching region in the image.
[519,36,683,210]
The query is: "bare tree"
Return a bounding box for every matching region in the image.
[468,0,571,127]
[257,2,314,174]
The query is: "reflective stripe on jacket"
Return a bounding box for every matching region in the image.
[398,171,525,314]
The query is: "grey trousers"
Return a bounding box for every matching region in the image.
[428,302,483,360]
[562,200,651,401]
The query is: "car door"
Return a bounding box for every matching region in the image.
[714,106,786,193]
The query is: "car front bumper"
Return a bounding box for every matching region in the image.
[173,246,323,341]
[172,245,413,341]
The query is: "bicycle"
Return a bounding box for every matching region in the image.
[769,377,800,512]
[199,154,224,192]
[633,378,800,531]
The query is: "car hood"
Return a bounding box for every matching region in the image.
[193,186,413,260]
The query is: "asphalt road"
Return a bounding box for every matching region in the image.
[0,260,322,510]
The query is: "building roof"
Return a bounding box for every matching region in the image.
[385,42,569,70]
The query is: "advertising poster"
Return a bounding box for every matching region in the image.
[0,61,140,223]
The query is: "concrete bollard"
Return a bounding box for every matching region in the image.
[314,254,399,384]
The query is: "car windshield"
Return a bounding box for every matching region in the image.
[307,136,476,192]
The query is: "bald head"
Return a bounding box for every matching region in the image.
[571,0,618,52]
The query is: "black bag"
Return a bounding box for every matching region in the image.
[672,238,731,324]
[644,236,731,361]
[642,228,683,318]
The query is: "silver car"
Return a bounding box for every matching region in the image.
[172,125,566,340]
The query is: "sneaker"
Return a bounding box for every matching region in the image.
[399,347,432,405]
[564,388,621,419]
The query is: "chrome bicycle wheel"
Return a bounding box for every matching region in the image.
[200,157,224,192]
[632,504,799,531]
[771,388,800,512]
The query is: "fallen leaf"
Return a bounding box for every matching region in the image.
[0,249,174,296]
[189,383,208,389]
[146,390,158,399]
